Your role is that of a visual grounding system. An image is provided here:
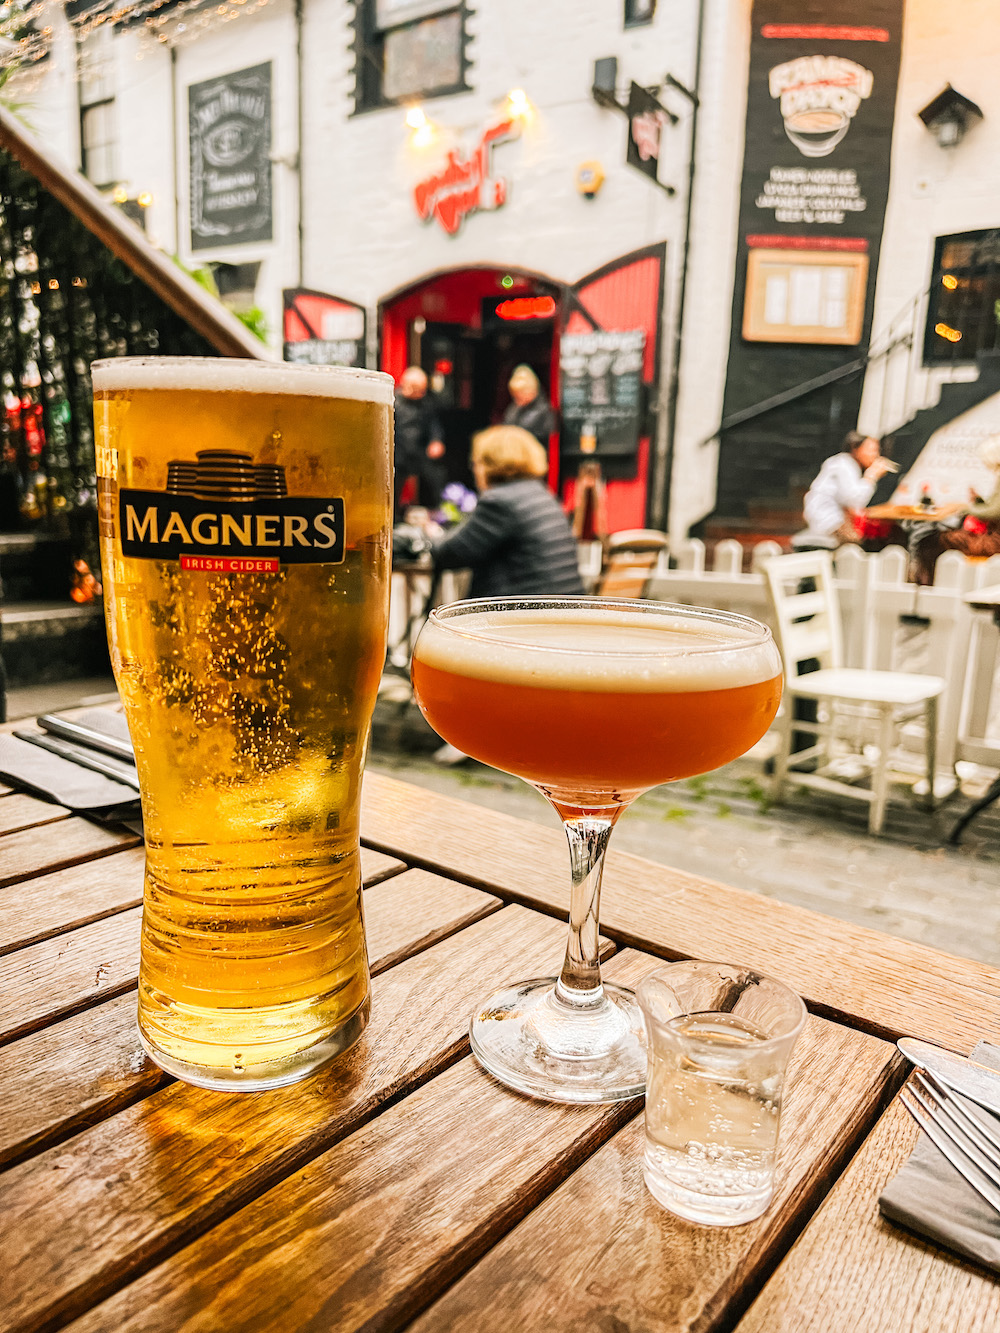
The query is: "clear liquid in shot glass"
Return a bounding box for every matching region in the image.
[643,1011,780,1226]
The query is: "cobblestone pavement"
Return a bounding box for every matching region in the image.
[368,732,1000,970]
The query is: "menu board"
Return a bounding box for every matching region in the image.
[559,330,645,456]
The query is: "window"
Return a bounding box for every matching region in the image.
[353,0,469,112]
[79,27,118,188]
[624,0,657,26]
[925,229,1000,363]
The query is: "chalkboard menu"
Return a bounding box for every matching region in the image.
[559,329,645,457]
[189,63,273,252]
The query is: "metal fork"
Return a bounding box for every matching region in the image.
[900,1069,1000,1216]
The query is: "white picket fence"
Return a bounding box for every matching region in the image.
[647,539,1000,778]
[388,539,1000,781]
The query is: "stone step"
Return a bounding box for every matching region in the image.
[1,598,109,686]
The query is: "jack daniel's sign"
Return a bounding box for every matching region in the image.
[119,450,345,572]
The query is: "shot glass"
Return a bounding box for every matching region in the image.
[636,962,806,1226]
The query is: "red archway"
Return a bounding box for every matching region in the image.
[379,247,666,529]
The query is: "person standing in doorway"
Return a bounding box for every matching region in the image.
[393,366,446,518]
[503,364,556,447]
[802,431,897,545]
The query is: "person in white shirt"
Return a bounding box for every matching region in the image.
[802,431,897,543]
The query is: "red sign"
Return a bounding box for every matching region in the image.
[181,556,280,573]
[495,296,557,321]
[413,120,519,235]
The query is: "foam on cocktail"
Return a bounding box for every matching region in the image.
[92,356,395,404]
[414,607,781,693]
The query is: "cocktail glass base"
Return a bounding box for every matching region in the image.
[469,977,646,1103]
[137,993,370,1093]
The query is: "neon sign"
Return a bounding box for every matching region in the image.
[413,120,519,235]
[495,296,557,321]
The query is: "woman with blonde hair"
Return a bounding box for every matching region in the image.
[502,363,556,445]
[428,424,583,598]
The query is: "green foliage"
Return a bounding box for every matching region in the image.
[235,305,268,342]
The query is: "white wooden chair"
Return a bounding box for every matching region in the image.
[763,551,945,835]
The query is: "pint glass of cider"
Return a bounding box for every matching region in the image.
[93,357,393,1091]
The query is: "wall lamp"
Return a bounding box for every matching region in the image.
[918,84,984,149]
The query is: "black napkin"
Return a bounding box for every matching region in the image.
[0,732,139,811]
[879,1041,1000,1272]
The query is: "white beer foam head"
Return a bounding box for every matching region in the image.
[92,356,394,405]
[414,604,782,693]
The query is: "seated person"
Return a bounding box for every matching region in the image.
[427,425,584,598]
[801,431,897,546]
[914,436,1000,584]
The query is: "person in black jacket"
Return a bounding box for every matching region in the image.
[393,366,445,518]
[502,365,556,446]
[428,425,584,598]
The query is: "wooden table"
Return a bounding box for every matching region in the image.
[865,503,954,523]
[3,769,1000,1332]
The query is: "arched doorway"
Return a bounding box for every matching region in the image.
[379,246,666,530]
[380,266,563,492]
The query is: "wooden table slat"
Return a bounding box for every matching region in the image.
[737,1099,1000,1333]
[0,904,571,1333]
[0,791,71,836]
[0,868,499,1167]
[0,846,145,958]
[411,1017,904,1333]
[359,847,408,885]
[361,772,1000,1052]
[0,817,140,890]
[0,907,143,1048]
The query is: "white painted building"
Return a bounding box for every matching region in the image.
[14,0,1000,538]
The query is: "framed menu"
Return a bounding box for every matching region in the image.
[743,248,868,345]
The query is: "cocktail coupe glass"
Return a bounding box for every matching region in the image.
[410,597,783,1104]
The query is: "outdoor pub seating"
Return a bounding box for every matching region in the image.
[594,528,670,598]
[764,550,946,835]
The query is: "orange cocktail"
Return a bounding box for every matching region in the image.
[410,598,782,1104]
[412,608,781,803]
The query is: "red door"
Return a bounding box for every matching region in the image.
[559,244,666,531]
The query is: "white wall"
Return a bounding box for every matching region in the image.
[299,0,688,302]
[856,0,1000,439]
[667,0,752,537]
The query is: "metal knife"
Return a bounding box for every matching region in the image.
[897,1037,1000,1119]
[36,713,136,764]
[13,730,142,792]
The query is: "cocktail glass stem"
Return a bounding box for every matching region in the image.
[554,812,618,1007]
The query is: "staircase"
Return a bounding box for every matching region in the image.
[873,350,1000,503]
[0,533,109,721]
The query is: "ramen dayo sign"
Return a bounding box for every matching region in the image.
[768,56,874,157]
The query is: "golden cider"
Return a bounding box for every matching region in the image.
[94,358,392,1091]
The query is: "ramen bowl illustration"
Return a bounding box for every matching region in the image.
[783,108,851,158]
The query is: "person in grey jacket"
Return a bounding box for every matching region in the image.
[502,365,557,446]
[429,425,584,599]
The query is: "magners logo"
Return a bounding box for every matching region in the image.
[119,450,344,570]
